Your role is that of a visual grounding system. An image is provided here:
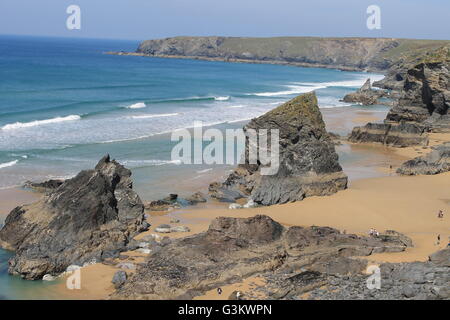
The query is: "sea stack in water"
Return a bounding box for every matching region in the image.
[0,155,148,280]
[209,92,348,206]
[342,78,387,105]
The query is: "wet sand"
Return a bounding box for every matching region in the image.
[0,188,40,221]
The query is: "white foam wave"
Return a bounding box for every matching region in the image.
[121,159,182,167]
[214,96,230,101]
[227,117,254,124]
[1,115,81,130]
[129,113,180,119]
[126,102,146,109]
[0,160,18,169]
[298,75,385,89]
[250,85,325,97]
[196,168,213,174]
[228,105,245,108]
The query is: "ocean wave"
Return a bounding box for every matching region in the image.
[249,85,326,97]
[228,105,246,108]
[227,118,254,124]
[120,159,182,167]
[214,96,230,101]
[0,160,18,169]
[297,75,385,89]
[125,102,147,109]
[196,168,213,174]
[129,113,180,119]
[1,115,81,130]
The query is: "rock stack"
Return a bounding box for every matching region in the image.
[342,78,388,105]
[0,155,148,280]
[209,92,348,206]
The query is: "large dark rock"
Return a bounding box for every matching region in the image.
[0,155,148,280]
[350,47,450,147]
[306,248,450,300]
[209,92,348,206]
[112,215,412,300]
[387,51,450,127]
[397,143,450,175]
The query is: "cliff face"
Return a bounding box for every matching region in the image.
[0,155,148,280]
[387,49,450,126]
[349,47,450,146]
[209,92,348,206]
[136,36,450,72]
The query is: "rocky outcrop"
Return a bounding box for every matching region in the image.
[0,155,148,280]
[129,37,449,72]
[386,49,450,131]
[342,79,388,105]
[349,122,429,147]
[349,47,450,146]
[185,192,207,205]
[397,143,450,175]
[305,248,450,300]
[112,215,412,300]
[209,92,348,206]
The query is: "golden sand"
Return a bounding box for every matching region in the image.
[1,130,449,300]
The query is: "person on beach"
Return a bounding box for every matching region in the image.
[217,288,223,295]
[369,228,379,237]
[437,210,444,219]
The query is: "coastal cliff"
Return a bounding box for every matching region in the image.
[124,36,450,72]
[349,47,450,146]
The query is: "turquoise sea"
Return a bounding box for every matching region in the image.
[0,35,388,299]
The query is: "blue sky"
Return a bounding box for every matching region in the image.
[0,0,448,40]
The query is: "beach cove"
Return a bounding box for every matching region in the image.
[0,36,449,300]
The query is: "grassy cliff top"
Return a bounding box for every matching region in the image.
[137,36,450,72]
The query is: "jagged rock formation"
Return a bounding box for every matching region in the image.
[342,79,388,105]
[129,37,449,72]
[305,248,450,300]
[112,215,412,300]
[209,92,348,206]
[349,122,429,147]
[397,143,450,175]
[386,48,450,131]
[0,155,148,280]
[349,47,449,146]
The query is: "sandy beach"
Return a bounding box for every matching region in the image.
[44,165,448,300]
[1,109,448,300]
